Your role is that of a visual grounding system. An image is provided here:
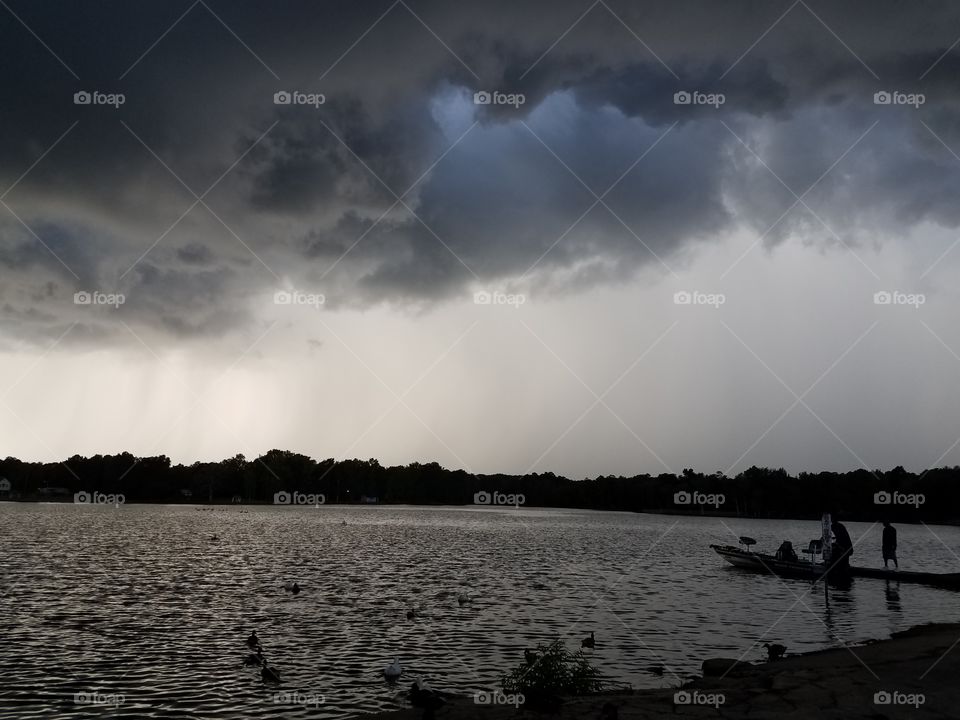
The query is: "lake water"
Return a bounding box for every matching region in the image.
[2,503,960,718]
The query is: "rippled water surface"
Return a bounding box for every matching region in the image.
[3,503,960,718]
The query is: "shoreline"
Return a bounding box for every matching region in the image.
[370,623,960,719]
[4,501,960,527]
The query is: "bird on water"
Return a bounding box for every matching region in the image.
[384,658,403,682]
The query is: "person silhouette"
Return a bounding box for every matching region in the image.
[882,521,898,569]
[830,519,853,580]
[775,540,798,562]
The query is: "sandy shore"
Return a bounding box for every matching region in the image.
[372,623,960,719]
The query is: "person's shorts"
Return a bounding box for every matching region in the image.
[883,550,897,561]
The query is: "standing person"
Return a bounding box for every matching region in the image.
[882,521,898,569]
[831,519,853,577]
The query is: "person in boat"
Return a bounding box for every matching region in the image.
[830,519,853,576]
[775,540,798,562]
[882,521,898,569]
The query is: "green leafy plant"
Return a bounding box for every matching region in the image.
[502,640,605,697]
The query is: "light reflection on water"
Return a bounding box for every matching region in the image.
[2,503,959,718]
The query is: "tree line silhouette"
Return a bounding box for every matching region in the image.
[0,451,956,522]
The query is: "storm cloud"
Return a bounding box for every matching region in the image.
[2,0,960,343]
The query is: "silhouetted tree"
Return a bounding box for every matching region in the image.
[1,452,957,522]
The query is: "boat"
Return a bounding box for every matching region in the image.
[711,537,960,591]
[710,545,825,580]
[711,543,825,581]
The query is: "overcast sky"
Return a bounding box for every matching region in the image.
[2,0,960,477]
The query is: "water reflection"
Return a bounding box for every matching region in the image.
[885,580,903,623]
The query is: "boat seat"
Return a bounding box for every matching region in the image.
[802,539,823,561]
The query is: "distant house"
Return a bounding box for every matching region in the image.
[0,478,10,496]
[180,488,193,498]
[360,495,379,504]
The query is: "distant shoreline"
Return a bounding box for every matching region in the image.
[0,454,957,523]
[367,623,960,719]
[3,498,960,527]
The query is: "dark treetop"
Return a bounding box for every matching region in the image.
[0,453,951,522]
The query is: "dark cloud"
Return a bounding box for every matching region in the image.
[176,242,214,265]
[3,0,960,342]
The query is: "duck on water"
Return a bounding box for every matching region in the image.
[384,658,403,682]
[243,631,281,683]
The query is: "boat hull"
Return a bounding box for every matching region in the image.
[711,544,960,590]
[710,544,824,580]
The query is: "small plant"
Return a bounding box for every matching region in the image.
[502,640,605,698]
